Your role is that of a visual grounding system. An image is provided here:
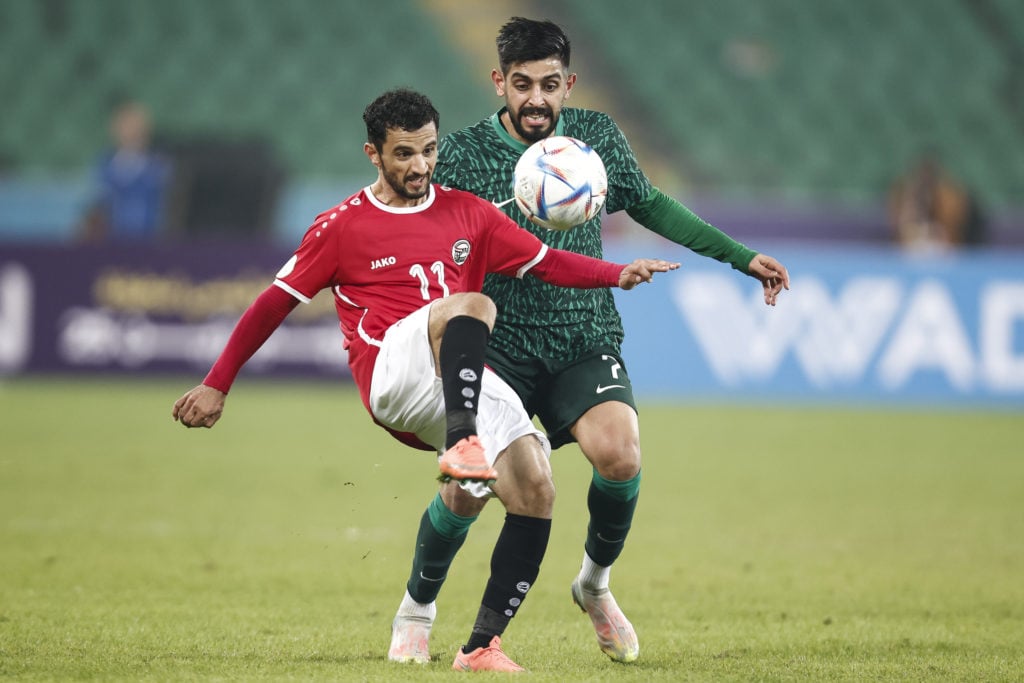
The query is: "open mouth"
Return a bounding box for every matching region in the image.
[521,110,551,127]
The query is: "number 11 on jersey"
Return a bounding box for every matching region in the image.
[409,261,450,300]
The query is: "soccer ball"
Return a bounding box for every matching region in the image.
[513,136,607,231]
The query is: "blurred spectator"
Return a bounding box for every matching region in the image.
[78,99,172,242]
[887,153,986,251]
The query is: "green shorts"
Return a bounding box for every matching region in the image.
[485,346,638,449]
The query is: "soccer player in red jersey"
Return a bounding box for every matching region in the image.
[172,88,677,672]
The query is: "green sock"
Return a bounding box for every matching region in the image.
[406,493,477,603]
[584,469,640,567]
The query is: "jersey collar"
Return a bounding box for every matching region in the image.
[490,108,566,151]
[363,183,436,213]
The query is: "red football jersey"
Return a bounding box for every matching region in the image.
[273,184,552,407]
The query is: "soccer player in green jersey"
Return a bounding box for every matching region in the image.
[389,17,790,665]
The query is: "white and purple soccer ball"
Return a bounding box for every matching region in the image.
[513,136,608,231]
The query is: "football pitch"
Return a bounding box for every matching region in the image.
[1,378,1021,681]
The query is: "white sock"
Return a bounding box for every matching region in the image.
[577,553,611,591]
[397,589,436,621]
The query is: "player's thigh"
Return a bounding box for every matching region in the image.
[369,302,446,450]
[535,349,638,449]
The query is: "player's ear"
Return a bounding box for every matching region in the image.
[564,72,577,99]
[364,142,380,168]
[491,69,505,97]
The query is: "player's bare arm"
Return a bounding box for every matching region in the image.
[746,254,790,306]
[618,258,680,290]
[172,384,227,429]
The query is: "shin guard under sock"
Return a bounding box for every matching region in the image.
[464,513,551,652]
[439,316,490,449]
[405,493,477,604]
[584,469,641,567]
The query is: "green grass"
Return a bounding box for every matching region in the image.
[1,378,1022,681]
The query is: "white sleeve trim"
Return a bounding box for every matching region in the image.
[516,243,549,279]
[273,279,311,304]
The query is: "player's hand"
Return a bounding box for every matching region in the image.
[172,384,227,429]
[747,254,790,306]
[618,258,680,290]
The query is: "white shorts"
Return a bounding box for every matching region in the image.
[369,302,550,496]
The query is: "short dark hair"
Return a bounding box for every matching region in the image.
[362,88,440,151]
[496,17,571,74]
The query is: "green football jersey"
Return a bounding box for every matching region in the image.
[435,107,653,362]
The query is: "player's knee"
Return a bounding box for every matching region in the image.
[518,464,555,513]
[575,402,642,480]
[447,292,497,327]
[496,439,555,516]
[589,439,641,481]
[441,481,490,517]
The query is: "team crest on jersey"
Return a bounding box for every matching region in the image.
[452,239,470,265]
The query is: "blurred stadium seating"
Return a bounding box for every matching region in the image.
[560,0,1024,207]
[0,0,493,239]
[0,0,491,177]
[0,0,1021,241]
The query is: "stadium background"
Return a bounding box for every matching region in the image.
[2,0,1024,243]
[1,0,1022,406]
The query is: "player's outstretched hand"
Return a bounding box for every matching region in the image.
[619,258,680,290]
[747,254,790,306]
[172,384,227,429]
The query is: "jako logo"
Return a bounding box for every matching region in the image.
[371,256,396,270]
